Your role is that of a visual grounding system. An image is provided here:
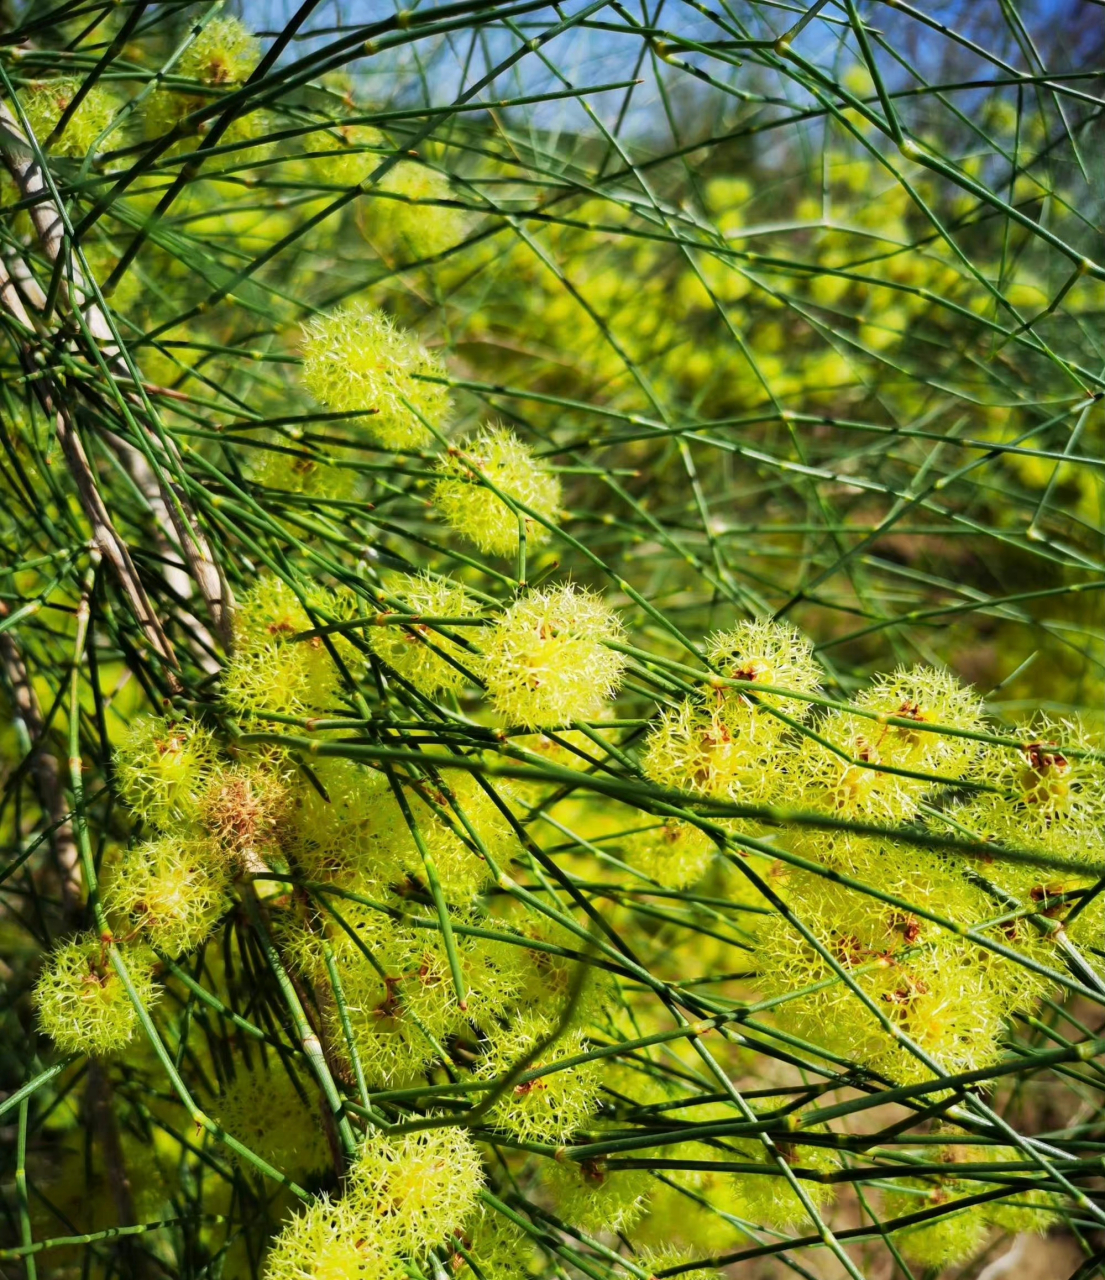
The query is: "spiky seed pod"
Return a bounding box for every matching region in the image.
[378,915,526,1034]
[146,18,267,148]
[434,425,562,556]
[923,1138,1067,1235]
[34,935,159,1057]
[882,1177,989,1269]
[980,1157,1065,1235]
[314,122,387,188]
[954,715,1104,902]
[453,1207,542,1280]
[19,79,118,157]
[213,1064,330,1174]
[348,1125,484,1254]
[849,665,986,778]
[367,572,481,697]
[392,769,517,902]
[264,1196,401,1280]
[375,162,466,260]
[249,436,362,503]
[629,1140,748,1254]
[336,947,453,1088]
[223,576,346,719]
[178,17,260,85]
[620,820,715,889]
[281,756,398,887]
[541,1157,652,1234]
[479,584,626,729]
[450,931,531,1030]
[230,574,314,649]
[105,835,230,958]
[640,696,784,808]
[476,1009,602,1143]
[300,304,451,450]
[979,715,1104,845]
[275,887,396,985]
[779,710,924,868]
[317,905,522,1084]
[201,759,290,869]
[509,723,620,806]
[793,710,920,823]
[634,1246,719,1280]
[751,870,1008,1085]
[705,618,822,717]
[727,1132,838,1228]
[114,714,219,829]
[507,916,610,1020]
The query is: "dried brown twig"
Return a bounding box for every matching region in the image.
[0,99,233,654]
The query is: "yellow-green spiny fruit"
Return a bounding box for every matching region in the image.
[446,929,532,1030]
[627,1140,749,1254]
[114,714,219,829]
[300,303,451,450]
[274,890,397,990]
[882,1172,989,1269]
[726,1131,839,1228]
[541,1157,652,1234]
[633,1245,719,1280]
[229,573,319,650]
[506,914,610,1018]
[373,161,467,260]
[705,618,823,716]
[849,664,986,778]
[976,715,1104,848]
[980,1155,1066,1234]
[367,912,526,1035]
[334,946,454,1088]
[248,432,363,504]
[280,754,398,886]
[777,709,923,868]
[223,575,347,719]
[34,934,159,1057]
[914,1137,1067,1236]
[476,1008,602,1143]
[640,695,784,809]
[146,17,266,148]
[619,819,715,889]
[367,572,482,697]
[178,16,261,86]
[434,424,563,556]
[311,121,386,187]
[348,1125,484,1254]
[316,908,522,1080]
[952,715,1104,902]
[213,1062,330,1175]
[264,1195,402,1280]
[104,834,230,958]
[750,872,1008,1085]
[479,583,626,729]
[18,79,118,157]
[390,768,518,901]
[453,1206,543,1280]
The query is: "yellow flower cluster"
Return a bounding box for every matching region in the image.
[478,583,627,728]
[267,1127,484,1277]
[34,935,159,1057]
[434,425,563,556]
[19,79,118,156]
[300,303,451,450]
